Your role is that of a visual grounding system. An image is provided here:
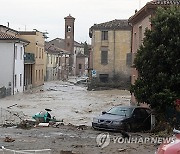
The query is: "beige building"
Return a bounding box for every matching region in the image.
[89,20,132,82]
[19,30,45,87]
[45,42,70,81]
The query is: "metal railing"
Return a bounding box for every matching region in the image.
[24,53,35,64]
[1,146,51,154]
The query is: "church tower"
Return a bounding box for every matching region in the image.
[64,14,75,75]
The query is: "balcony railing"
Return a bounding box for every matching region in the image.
[24,53,35,64]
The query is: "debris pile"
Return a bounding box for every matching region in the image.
[0,107,26,127]
[4,137,15,142]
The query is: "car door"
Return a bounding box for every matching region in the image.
[132,108,149,131]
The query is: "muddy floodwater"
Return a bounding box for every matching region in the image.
[0,81,131,126]
[0,81,158,154]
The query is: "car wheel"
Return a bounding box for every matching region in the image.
[125,123,132,132]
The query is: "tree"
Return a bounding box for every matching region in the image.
[83,41,89,56]
[131,7,180,112]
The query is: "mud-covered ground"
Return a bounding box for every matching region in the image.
[0,125,158,154]
[0,80,158,153]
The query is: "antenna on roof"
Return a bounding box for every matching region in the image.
[7,22,9,28]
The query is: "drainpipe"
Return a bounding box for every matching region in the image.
[113,29,116,76]
[12,43,16,95]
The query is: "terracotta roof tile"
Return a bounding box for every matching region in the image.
[148,0,180,5]
[0,32,17,40]
[90,19,131,30]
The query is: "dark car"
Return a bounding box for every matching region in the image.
[92,106,154,132]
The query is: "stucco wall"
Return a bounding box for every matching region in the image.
[14,43,24,94]
[0,43,14,93]
[92,29,131,78]
[131,14,152,85]
[20,32,45,87]
[131,14,152,104]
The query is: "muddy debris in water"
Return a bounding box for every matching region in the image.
[71,144,83,148]
[60,150,77,154]
[52,122,64,128]
[17,120,36,129]
[2,122,16,128]
[76,125,88,130]
[4,136,15,142]
[68,123,88,130]
[118,148,127,152]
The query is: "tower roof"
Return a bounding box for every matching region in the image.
[64,14,75,20]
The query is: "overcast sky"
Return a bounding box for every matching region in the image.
[0,0,150,43]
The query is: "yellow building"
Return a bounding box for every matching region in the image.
[89,20,132,82]
[19,30,45,87]
[45,42,70,81]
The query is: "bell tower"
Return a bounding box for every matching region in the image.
[64,14,75,75]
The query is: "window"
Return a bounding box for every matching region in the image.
[42,69,43,80]
[134,32,137,50]
[126,53,132,66]
[20,47,23,60]
[42,49,43,59]
[101,50,108,64]
[36,70,37,81]
[14,75,17,87]
[139,26,143,46]
[67,25,71,32]
[101,31,108,40]
[99,74,109,83]
[15,46,17,60]
[79,64,82,69]
[56,57,59,64]
[20,74,22,87]
[39,70,41,80]
[39,48,41,58]
[36,47,38,58]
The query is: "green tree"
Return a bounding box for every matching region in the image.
[131,7,180,112]
[83,41,89,56]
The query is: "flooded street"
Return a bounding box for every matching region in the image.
[0,81,158,154]
[0,81,130,126]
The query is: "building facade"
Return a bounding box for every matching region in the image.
[0,27,29,96]
[45,42,70,81]
[89,20,132,82]
[19,30,45,87]
[129,0,180,105]
[46,37,86,77]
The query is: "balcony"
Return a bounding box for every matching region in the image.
[24,53,35,64]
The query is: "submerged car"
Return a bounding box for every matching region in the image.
[155,128,180,154]
[92,106,155,132]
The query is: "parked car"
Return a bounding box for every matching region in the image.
[155,128,180,154]
[92,106,155,132]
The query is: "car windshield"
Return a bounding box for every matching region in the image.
[106,107,133,116]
